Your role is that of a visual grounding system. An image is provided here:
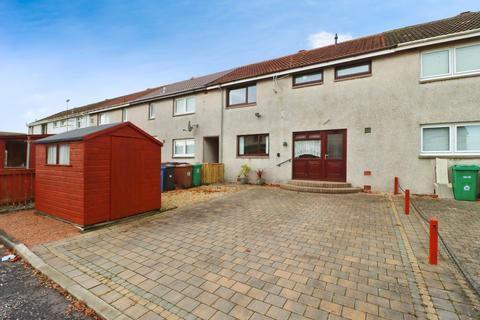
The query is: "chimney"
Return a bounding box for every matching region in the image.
[459,11,471,15]
[334,33,338,45]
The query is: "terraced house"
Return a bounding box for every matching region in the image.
[28,12,480,195]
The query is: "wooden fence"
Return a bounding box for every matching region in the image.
[0,169,35,206]
[202,163,224,184]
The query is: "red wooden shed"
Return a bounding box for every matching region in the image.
[34,122,162,226]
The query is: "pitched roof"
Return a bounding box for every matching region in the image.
[35,123,118,144]
[134,69,232,102]
[384,11,480,45]
[213,11,480,84]
[36,87,161,123]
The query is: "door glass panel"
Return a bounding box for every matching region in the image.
[327,134,343,159]
[294,140,321,158]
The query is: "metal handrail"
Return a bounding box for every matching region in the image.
[276,158,291,167]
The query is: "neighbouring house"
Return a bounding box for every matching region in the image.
[34,122,162,226]
[0,132,47,205]
[28,12,480,196]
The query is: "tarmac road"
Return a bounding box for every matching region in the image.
[0,244,94,320]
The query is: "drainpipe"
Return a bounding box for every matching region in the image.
[219,85,224,163]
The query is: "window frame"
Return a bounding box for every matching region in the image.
[420,48,452,80]
[334,61,372,80]
[46,143,71,166]
[420,124,452,155]
[420,122,480,156]
[122,108,128,122]
[420,42,480,80]
[172,138,195,158]
[98,112,109,125]
[237,134,269,157]
[292,69,324,87]
[148,103,156,120]
[453,43,480,75]
[76,116,83,128]
[226,83,257,107]
[173,96,196,116]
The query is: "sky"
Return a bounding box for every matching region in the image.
[0,0,478,133]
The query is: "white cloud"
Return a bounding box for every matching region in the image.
[308,31,353,48]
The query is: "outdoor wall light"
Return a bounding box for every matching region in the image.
[283,141,288,147]
[254,112,261,118]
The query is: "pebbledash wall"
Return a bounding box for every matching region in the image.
[28,38,480,195]
[220,39,480,194]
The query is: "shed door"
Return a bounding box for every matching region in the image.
[111,136,143,220]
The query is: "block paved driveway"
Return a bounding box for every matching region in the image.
[33,188,479,320]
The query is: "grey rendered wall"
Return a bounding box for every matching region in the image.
[221,39,480,194]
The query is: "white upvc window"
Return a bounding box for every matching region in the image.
[420,43,480,80]
[76,116,83,128]
[122,108,128,122]
[99,112,109,125]
[148,103,156,119]
[173,139,195,157]
[421,122,480,156]
[174,97,196,115]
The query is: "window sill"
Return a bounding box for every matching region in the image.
[226,103,256,109]
[173,112,195,117]
[148,117,156,120]
[292,81,323,89]
[236,155,269,159]
[334,73,372,82]
[420,71,480,83]
[172,156,195,159]
[419,154,480,159]
[45,164,72,167]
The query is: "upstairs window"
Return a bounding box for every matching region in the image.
[122,108,128,122]
[421,49,450,78]
[238,134,269,156]
[455,44,480,74]
[148,103,156,119]
[335,61,371,80]
[421,44,480,79]
[99,112,109,125]
[227,84,256,107]
[173,139,195,157]
[76,117,83,128]
[53,121,59,128]
[174,97,196,115]
[47,144,70,165]
[293,70,323,87]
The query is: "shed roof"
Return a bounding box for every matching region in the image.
[35,122,163,146]
[35,123,118,144]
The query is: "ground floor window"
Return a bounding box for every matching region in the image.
[47,144,70,165]
[173,139,195,157]
[421,122,480,155]
[238,134,269,156]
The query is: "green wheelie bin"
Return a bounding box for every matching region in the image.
[192,163,203,187]
[451,164,480,201]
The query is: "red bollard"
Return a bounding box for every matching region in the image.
[429,219,438,265]
[404,189,410,215]
[394,177,399,195]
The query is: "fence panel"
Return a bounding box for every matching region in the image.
[0,169,35,206]
[202,163,224,184]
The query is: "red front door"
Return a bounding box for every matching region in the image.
[292,129,347,182]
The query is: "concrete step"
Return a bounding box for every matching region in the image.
[287,180,352,188]
[280,183,362,194]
